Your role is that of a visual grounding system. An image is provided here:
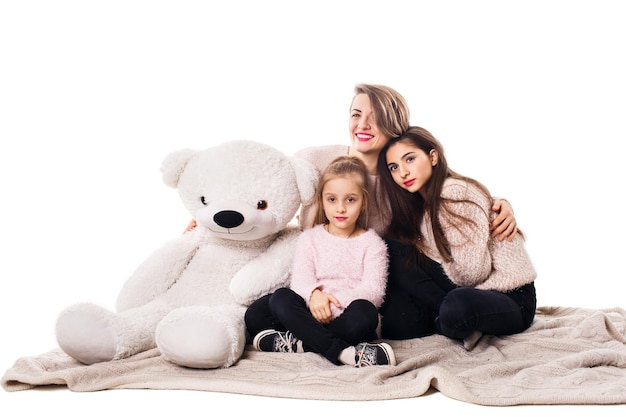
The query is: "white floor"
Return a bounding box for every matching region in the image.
[3,383,625,416]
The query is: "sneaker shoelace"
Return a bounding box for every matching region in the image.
[274,331,299,353]
[355,343,378,367]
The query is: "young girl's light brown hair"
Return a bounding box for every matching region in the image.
[312,156,370,230]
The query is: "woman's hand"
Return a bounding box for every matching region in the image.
[490,199,517,242]
[183,219,197,234]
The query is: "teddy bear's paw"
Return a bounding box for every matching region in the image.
[156,306,246,369]
[56,303,119,365]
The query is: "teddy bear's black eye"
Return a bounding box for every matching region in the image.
[201,196,208,205]
[257,200,268,210]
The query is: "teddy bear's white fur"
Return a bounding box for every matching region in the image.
[55,140,318,369]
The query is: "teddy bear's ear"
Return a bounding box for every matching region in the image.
[290,157,320,205]
[160,149,198,188]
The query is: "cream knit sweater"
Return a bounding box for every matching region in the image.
[421,178,537,292]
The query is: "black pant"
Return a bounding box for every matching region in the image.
[380,239,537,340]
[245,287,379,365]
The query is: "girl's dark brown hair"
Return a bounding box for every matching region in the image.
[377,126,495,264]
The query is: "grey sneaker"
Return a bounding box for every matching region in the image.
[354,342,396,367]
[252,329,301,353]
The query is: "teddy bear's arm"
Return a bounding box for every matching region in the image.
[229,227,300,306]
[116,230,202,312]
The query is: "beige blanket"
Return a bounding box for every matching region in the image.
[3,306,626,406]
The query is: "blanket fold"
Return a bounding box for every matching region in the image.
[3,306,626,405]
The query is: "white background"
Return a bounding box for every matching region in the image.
[1,1,625,415]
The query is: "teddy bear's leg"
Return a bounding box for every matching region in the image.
[156,305,246,369]
[56,300,171,365]
[56,303,120,364]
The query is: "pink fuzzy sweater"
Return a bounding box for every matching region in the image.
[290,224,389,319]
[421,178,537,292]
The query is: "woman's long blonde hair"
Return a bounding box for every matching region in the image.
[352,83,410,140]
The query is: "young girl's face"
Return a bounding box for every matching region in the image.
[385,141,437,196]
[322,175,364,235]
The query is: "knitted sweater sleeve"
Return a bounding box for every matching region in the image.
[289,229,319,301]
[438,180,493,287]
[476,232,537,291]
[438,179,537,291]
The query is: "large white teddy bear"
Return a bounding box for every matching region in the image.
[55,140,318,369]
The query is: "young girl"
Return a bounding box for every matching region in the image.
[377,126,537,349]
[245,156,395,367]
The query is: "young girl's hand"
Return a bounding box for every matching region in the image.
[309,289,341,324]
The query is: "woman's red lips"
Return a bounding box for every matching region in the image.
[356,132,373,141]
[404,179,415,187]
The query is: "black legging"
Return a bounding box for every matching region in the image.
[245,287,379,365]
[380,239,456,339]
[380,239,536,340]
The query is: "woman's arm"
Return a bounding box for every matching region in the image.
[183,218,197,233]
[491,199,517,241]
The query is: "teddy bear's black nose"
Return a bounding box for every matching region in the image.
[213,210,245,229]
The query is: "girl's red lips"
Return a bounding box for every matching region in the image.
[403,179,415,187]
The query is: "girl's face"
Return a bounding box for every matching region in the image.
[322,176,363,236]
[385,141,438,196]
[349,94,390,156]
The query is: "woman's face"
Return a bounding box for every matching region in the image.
[385,141,437,196]
[349,94,390,156]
